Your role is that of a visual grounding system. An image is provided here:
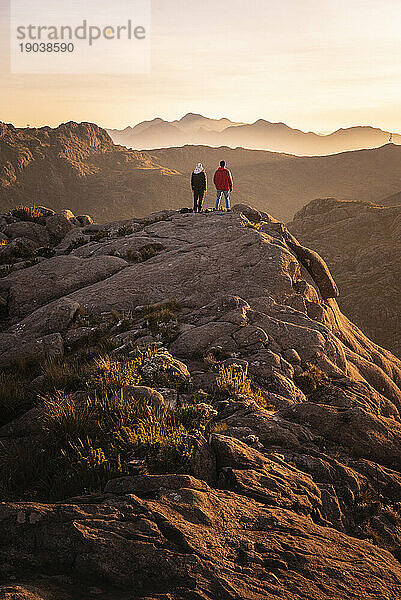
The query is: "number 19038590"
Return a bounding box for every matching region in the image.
[19,43,74,52]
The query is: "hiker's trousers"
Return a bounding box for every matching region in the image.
[215,190,230,210]
[193,190,205,212]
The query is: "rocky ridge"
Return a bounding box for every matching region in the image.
[288,197,401,357]
[0,121,180,221]
[0,203,401,599]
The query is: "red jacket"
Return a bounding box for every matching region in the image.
[213,167,233,191]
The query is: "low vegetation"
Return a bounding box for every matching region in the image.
[11,204,47,225]
[214,364,270,409]
[67,236,88,253]
[294,363,329,396]
[90,230,109,243]
[140,299,181,332]
[0,341,217,501]
[242,220,264,231]
[117,225,134,237]
[0,371,32,426]
[0,239,36,265]
[0,388,218,501]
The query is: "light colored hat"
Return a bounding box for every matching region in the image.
[193,163,203,174]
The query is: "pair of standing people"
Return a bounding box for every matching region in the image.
[191,160,233,212]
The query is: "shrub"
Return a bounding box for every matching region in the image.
[216,365,252,397]
[127,244,163,263]
[117,225,134,237]
[0,438,49,500]
[12,205,46,225]
[0,383,220,501]
[0,340,219,501]
[59,437,127,496]
[42,357,92,393]
[214,365,270,409]
[0,265,12,278]
[0,239,36,265]
[140,299,181,332]
[86,356,142,394]
[241,220,263,231]
[42,392,95,443]
[36,247,55,258]
[175,403,218,434]
[294,364,329,395]
[142,214,170,226]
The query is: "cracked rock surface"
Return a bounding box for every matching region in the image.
[1,204,401,599]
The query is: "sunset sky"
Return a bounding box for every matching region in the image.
[1,0,401,132]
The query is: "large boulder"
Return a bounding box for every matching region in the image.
[46,210,79,240]
[122,385,165,408]
[0,237,37,262]
[0,332,63,367]
[0,255,127,317]
[1,485,401,599]
[0,298,80,350]
[2,222,50,247]
[232,203,262,223]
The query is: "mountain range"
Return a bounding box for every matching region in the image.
[108,113,401,155]
[2,120,401,222]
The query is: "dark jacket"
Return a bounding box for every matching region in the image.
[213,167,233,191]
[191,170,207,192]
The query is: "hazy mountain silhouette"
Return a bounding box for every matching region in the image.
[108,113,401,155]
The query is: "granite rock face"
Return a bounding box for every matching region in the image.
[1,203,401,599]
[288,197,401,358]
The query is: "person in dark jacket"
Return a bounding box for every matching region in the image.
[191,163,207,212]
[213,160,233,210]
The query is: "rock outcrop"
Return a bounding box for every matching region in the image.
[1,203,401,599]
[288,197,401,357]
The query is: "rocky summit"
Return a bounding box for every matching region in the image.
[1,203,401,599]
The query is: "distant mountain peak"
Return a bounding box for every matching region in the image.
[179,113,205,122]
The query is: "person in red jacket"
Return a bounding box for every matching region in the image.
[214,160,233,211]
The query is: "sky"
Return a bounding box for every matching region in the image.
[1,0,401,132]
